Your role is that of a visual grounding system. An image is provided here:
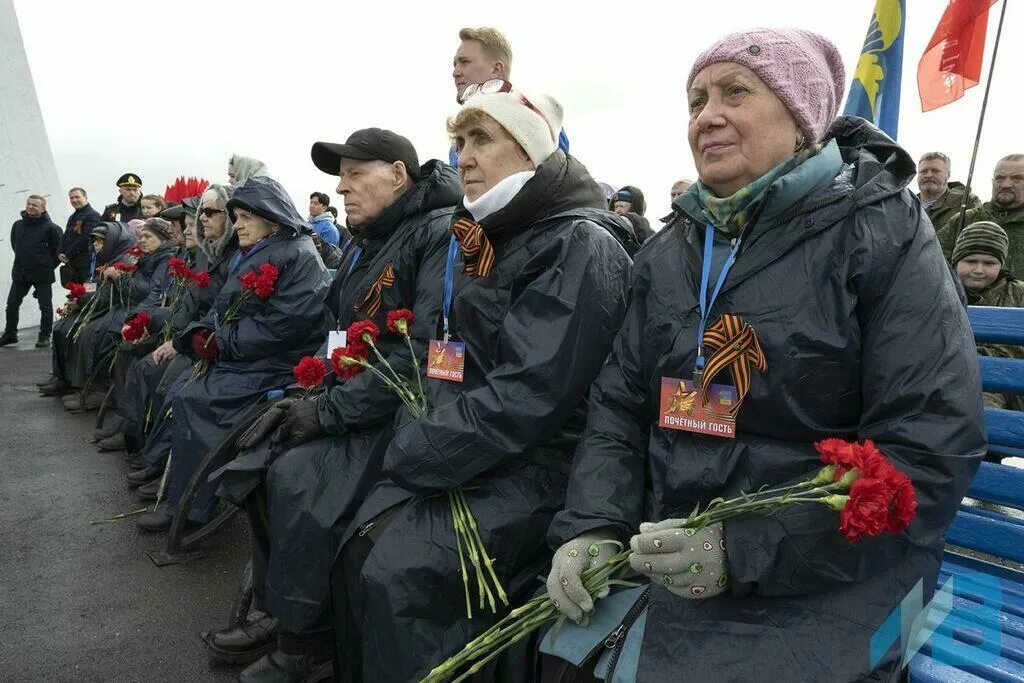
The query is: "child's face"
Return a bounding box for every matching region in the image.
[956,254,1001,292]
[140,200,158,218]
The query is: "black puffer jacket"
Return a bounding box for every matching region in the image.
[334,150,633,683]
[10,211,62,283]
[549,117,986,682]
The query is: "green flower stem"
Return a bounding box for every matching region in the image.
[454,492,494,612]
[454,489,508,608]
[359,361,422,415]
[448,610,557,683]
[449,493,473,619]
[403,333,428,413]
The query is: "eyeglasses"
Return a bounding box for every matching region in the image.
[458,79,553,137]
[199,208,225,217]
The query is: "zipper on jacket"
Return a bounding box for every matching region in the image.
[604,587,651,681]
[357,521,375,537]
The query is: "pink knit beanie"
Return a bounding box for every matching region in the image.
[686,28,846,144]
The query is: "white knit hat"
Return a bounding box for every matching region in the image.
[460,91,564,166]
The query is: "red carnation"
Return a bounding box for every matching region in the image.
[386,309,415,336]
[882,467,917,534]
[56,306,65,317]
[330,345,367,380]
[293,356,328,389]
[815,438,863,474]
[121,312,151,342]
[169,257,191,279]
[239,271,258,291]
[67,282,87,299]
[839,478,892,542]
[114,261,138,273]
[127,246,144,259]
[192,271,211,288]
[347,320,380,351]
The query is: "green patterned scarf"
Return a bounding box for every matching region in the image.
[695,146,819,234]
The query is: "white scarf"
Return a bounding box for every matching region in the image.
[463,171,536,221]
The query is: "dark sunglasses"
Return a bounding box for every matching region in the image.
[199,208,225,217]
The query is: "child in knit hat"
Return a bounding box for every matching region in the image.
[953,220,1024,416]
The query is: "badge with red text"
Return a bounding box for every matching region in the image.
[84,282,97,294]
[427,340,465,382]
[659,377,737,438]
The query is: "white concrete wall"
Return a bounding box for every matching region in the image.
[0,0,64,331]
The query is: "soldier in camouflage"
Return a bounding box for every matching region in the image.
[938,154,1024,277]
[916,152,979,231]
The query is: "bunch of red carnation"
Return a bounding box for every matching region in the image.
[168,257,211,288]
[66,282,87,300]
[121,312,151,343]
[293,356,328,389]
[239,263,279,299]
[815,439,918,542]
[114,261,138,274]
[126,246,144,260]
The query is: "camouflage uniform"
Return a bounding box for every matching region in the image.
[938,201,1024,277]
[919,182,979,233]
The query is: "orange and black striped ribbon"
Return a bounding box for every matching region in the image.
[354,264,396,318]
[451,217,495,278]
[699,314,767,416]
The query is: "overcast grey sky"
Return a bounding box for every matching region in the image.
[12,0,1024,221]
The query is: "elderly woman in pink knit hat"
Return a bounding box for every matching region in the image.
[543,28,984,681]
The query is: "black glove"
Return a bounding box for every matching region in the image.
[271,398,323,446]
[236,398,297,450]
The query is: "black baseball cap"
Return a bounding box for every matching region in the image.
[311,128,420,180]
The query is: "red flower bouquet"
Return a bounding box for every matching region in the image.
[423,438,920,681]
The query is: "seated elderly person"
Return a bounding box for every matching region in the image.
[329,85,633,682]
[99,188,238,466]
[135,177,330,532]
[543,28,984,682]
[41,221,141,403]
[202,128,462,682]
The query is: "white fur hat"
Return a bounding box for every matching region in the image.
[460,91,563,166]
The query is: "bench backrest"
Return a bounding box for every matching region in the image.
[945,307,1024,564]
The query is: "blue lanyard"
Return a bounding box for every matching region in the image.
[88,252,96,281]
[442,234,459,341]
[695,224,742,373]
[347,246,362,275]
[334,245,363,331]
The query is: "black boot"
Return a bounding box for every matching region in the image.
[126,464,162,486]
[35,332,49,348]
[202,612,279,665]
[237,649,332,683]
[39,379,72,396]
[135,478,160,501]
[0,330,18,346]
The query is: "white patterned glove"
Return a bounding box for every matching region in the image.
[629,519,728,599]
[546,529,620,623]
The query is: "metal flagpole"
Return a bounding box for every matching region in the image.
[956,0,1010,232]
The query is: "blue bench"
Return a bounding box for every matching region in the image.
[910,306,1024,682]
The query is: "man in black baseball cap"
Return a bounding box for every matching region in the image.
[311,128,420,181]
[310,128,422,229]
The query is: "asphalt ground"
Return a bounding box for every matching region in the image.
[0,330,248,682]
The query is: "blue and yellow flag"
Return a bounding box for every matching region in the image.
[843,0,905,139]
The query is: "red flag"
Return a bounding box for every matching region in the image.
[918,0,997,111]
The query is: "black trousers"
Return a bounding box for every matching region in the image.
[5,280,53,336]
